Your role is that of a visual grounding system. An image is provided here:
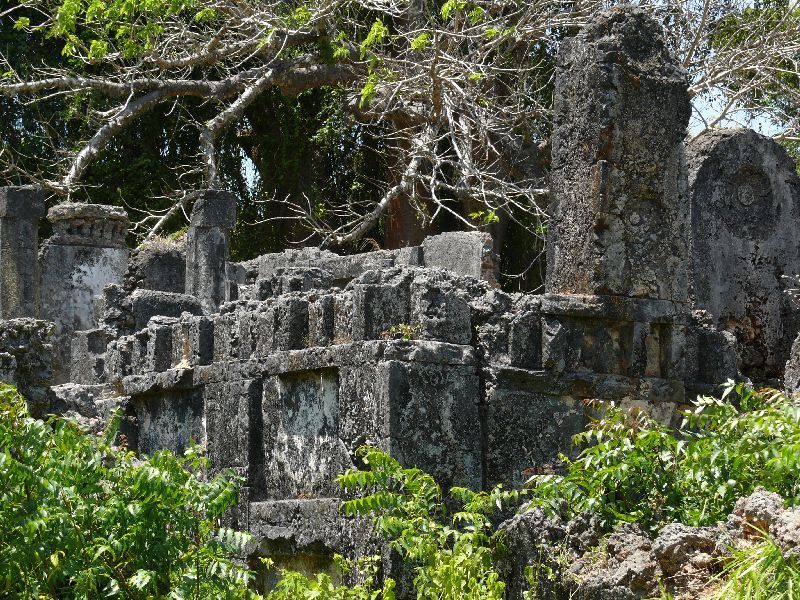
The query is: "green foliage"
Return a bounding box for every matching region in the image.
[338,447,525,599]
[530,382,800,533]
[384,323,421,341]
[409,33,431,52]
[265,555,395,600]
[468,209,499,225]
[713,533,800,599]
[51,0,210,58]
[0,384,253,599]
[360,19,390,60]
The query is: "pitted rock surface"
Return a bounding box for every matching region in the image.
[688,129,800,380]
[546,6,691,301]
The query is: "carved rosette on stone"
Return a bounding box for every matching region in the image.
[185,190,237,314]
[688,129,800,382]
[40,203,130,383]
[541,7,692,415]
[0,186,47,319]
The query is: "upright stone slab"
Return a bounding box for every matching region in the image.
[546,7,691,301]
[0,186,46,319]
[688,129,800,381]
[185,190,236,313]
[40,203,129,382]
[537,7,692,416]
[422,231,499,286]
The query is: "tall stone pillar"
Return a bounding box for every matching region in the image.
[185,190,237,313]
[40,203,129,382]
[540,7,692,414]
[0,186,46,319]
[546,7,691,302]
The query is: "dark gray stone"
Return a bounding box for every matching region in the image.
[421,231,499,285]
[652,523,718,577]
[70,328,109,384]
[130,289,203,332]
[247,499,380,593]
[47,203,128,247]
[687,128,800,381]
[205,379,264,492]
[0,186,46,319]
[131,388,204,457]
[186,190,237,313]
[485,382,585,489]
[785,333,800,394]
[380,359,482,491]
[546,7,691,301]
[190,190,237,228]
[125,239,186,293]
[0,318,53,415]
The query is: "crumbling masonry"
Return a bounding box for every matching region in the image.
[2,6,800,594]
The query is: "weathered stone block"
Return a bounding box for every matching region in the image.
[546,7,690,301]
[410,275,471,345]
[0,318,53,414]
[206,379,264,492]
[145,318,176,372]
[541,294,687,382]
[185,190,237,313]
[41,204,130,382]
[351,283,411,340]
[265,267,333,296]
[262,369,353,499]
[0,186,46,320]
[70,328,108,384]
[125,239,186,293]
[104,337,134,383]
[131,389,204,457]
[273,297,310,350]
[130,289,203,332]
[308,296,335,347]
[786,333,800,394]
[683,310,738,395]
[485,380,585,489]
[213,313,239,361]
[190,190,237,228]
[247,499,379,593]
[687,128,800,381]
[508,311,542,369]
[378,359,482,491]
[422,231,499,285]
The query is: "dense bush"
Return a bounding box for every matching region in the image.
[0,384,252,599]
[530,382,800,532]
[268,447,525,600]
[4,380,800,599]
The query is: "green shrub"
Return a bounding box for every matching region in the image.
[265,555,394,600]
[340,448,527,599]
[267,447,526,599]
[0,384,253,599]
[530,382,800,532]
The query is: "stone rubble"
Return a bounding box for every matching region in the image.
[499,489,800,600]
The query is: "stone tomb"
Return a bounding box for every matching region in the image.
[688,129,800,381]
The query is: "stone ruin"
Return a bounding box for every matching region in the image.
[2,6,800,596]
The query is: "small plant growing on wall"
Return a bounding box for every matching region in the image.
[383,323,421,342]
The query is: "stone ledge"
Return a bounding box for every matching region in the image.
[541,293,691,324]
